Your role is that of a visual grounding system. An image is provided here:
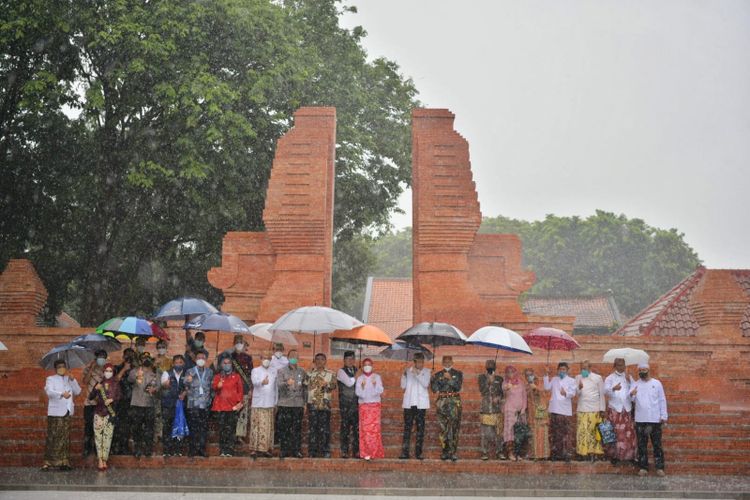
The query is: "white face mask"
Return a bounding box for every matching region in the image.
[274,351,283,358]
[157,348,167,356]
[262,359,271,368]
[136,346,145,353]
[196,359,206,368]
[235,343,244,352]
[444,365,452,371]
[363,365,373,374]
[104,371,114,379]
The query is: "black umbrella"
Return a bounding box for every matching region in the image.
[40,343,96,370]
[396,322,467,368]
[153,297,219,321]
[70,334,122,353]
[185,312,252,354]
[379,341,433,361]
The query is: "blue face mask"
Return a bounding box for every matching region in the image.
[96,358,106,367]
[194,340,204,348]
[558,372,566,379]
[174,365,184,373]
[581,369,590,378]
[222,364,232,373]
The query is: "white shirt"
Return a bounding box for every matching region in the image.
[160,369,182,385]
[269,355,289,375]
[604,371,633,412]
[251,366,277,408]
[575,372,606,413]
[400,367,431,409]
[336,367,356,388]
[45,374,82,417]
[543,375,578,416]
[355,373,384,404]
[631,377,668,423]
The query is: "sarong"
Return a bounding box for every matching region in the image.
[358,402,384,459]
[44,414,71,467]
[606,407,637,461]
[249,407,274,453]
[549,413,574,460]
[529,406,550,459]
[93,414,115,462]
[576,411,604,455]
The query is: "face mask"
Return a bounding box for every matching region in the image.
[262,359,271,368]
[222,364,232,373]
[196,359,206,368]
[96,358,106,367]
[443,365,452,371]
[104,371,114,379]
[527,374,535,383]
[486,368,495,374]
[194,340,204,348]
[616,369,624,375]
[157,348,167,356]
[558,372,566,379]
[174,365,184,372]
[639,372,648,380]
[56,367,67,376]
[274,351,283,358]
[289,358,298,365]
[235,343,244,352]
[136,346,145,353]
[581,369,590,378]
[363,365,373,374]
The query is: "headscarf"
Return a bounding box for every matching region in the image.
[505,365,520,384]
[363,358,374,376]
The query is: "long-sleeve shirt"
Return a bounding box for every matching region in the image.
[430,368,463,395]
[45,374,82,416]
[185,366,213,410]
[401,367,431,409]
[604,371,633,412]
[631,377,668,423]
[478,373,504,414]
[575,372,606,413]
[336,367,358,407]
[277,365,306,407]
[269,355,289,375]
[211,372,243,412]
[543,375,578,416]
[304,368,337,410]
[88,379,120,417]
[127,369,159,408]
[355,373,384,404]
[250,366,277,408]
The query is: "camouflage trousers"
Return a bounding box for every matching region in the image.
[436,396,462,457]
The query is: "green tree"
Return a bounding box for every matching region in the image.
[1,0,418,324]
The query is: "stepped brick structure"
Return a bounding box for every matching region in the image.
[207,107,336,331]
[0,259,48,327]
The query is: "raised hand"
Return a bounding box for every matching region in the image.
[262,375,269,386]
[560,388,566,397]
[612,382,622,391]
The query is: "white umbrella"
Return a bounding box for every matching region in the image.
[249,322,298,346]
[602,348,649,366]
[0,340,7,351]
[467,326,533,361]
[269,306,363,354]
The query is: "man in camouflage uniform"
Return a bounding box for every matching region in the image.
[430,355,463,461]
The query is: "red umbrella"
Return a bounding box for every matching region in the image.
[524,327,581,364]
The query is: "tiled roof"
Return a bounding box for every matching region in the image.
[614,268,705,337]
[733,271,750,337]
[362,277,413,340]
[522,294,622,333]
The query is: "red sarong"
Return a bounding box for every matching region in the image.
[606,407,637,461]
[358,402,384,459]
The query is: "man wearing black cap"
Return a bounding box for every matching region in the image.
[336,351,359,458]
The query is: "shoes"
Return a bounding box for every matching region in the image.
[399,454,409,460]
[440,454,449,461]
[341,452,349,459]
[97,465,105,472]
[322,452,331,458]
[451,455,458,462]
[481,454,489,461]
[416,455,424,460]
[656,470,666,477]
[364,456,371,461]
[59,465,73,471]
[638,469,648,477]
[295,453,303,459]
[40,465,50,472]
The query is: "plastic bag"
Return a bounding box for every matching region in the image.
[172,399,190,440]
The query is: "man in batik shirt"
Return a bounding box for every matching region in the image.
[304,352,337,458]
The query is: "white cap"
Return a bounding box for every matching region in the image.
[637,362,650,370]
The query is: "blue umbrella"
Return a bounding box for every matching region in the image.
[153,297,218,321]
[71,334,121,353]
[40,343,96,370]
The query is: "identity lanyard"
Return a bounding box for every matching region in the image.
[194,367,207,395]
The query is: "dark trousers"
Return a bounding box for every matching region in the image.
[129,406,155,456]
[549,413,574,461]
[187,408,209,456]
[278,406,304,457]
[111,401,131,454]
[161,405,184,455]
[636,422,665,470]
[402,406,426,457]
[308,408,331,457]
[83,405,96,455]
[215,410,239,455]
[339,403,359,456]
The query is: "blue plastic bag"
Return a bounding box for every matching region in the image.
[598,419,616,445]
[172,399,190,440]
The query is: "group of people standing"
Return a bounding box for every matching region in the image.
[43,338,668,477]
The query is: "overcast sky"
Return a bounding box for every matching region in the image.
[340,0,750,269]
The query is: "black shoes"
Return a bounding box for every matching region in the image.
[399,453,409,460]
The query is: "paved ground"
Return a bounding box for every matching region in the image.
[0,468,748,499]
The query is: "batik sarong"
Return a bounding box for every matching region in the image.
[576,411,604,455]
[44,415,71,467]
[606,407,637,461]
[93,414,115,462]
[249,407,274,453]
[358,402,384,459]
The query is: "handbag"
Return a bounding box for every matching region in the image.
[598,419,616,445]
[171,399,190,440]
[513,412,531,454]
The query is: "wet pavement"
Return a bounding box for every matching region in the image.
[0,468,749,498]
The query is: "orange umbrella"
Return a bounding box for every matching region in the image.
[330,324,393,347]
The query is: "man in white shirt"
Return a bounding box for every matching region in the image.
[43,360,82,470]
[543,361,578,461]
[630,363,668,477]
[575,360,606,460]
[269,343,289,374]
[399,352,431,460]
[604,358,637,464]
[250,353,277,458]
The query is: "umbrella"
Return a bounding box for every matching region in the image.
[0,340,7,351]
[248,322,298,346]
[330,325,393,347]
[466,326,533,361]
[96,316,169,342]
[602,348,649,366]
[185,312,252,354]
[153,297,218,321]
[70,334,122,353]
[524,327,580,364]
[269,306,364,354]
[396,322,467,368]
[379,341,433,361]
[40,343,96,370]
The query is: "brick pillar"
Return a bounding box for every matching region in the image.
[0,259,48,326]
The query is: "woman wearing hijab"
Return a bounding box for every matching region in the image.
[89,363,120,471]
[502,365,528,461]
[355,358,385,460]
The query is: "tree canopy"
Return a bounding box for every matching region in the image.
[1,0,418,324]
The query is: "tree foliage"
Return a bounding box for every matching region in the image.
[0,0,418,324]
